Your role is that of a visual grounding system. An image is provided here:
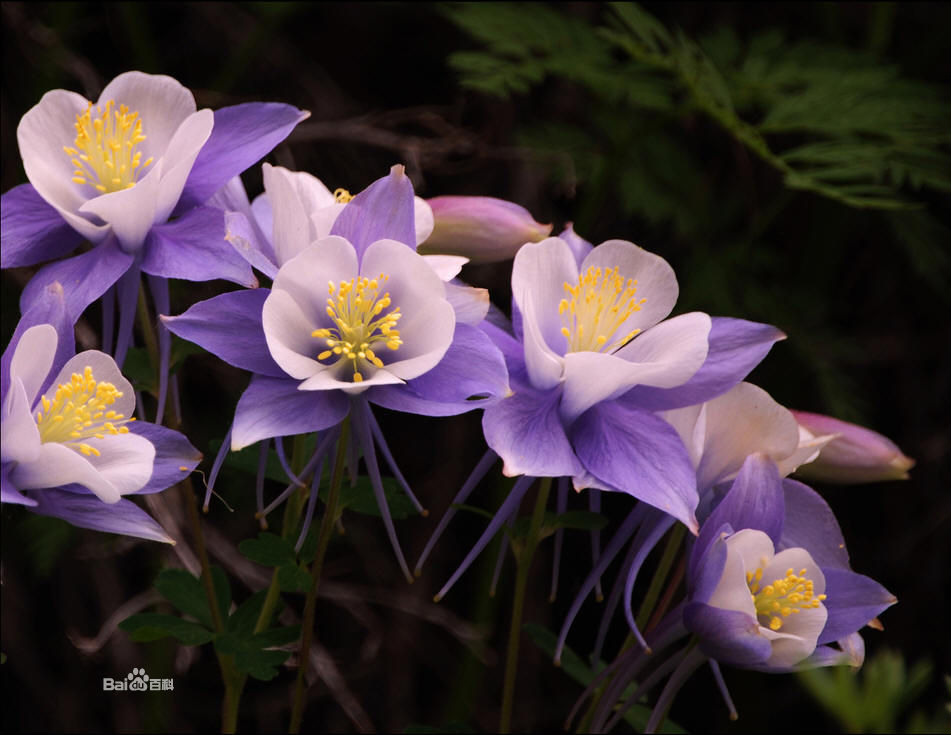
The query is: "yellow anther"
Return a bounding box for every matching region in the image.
[333,188,354,203]
[559,265,645,353]
[312,273,402,382]
[66,100,152,194]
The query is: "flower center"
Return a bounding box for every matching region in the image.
[64,100,153,194]
[35,366,132,457]
[333,188,354,203]
[311,274,402,382]
[747,565,827,631]
[558,265,646,353]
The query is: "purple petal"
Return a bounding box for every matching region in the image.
[570,401,699,532]
[479,318,525,373]
[27,489,173,543]
[330,164,416,259]
[2,462,38,506]
[702,453,785,546]
[779,478,850,570]
[126,421,202,494]
[19,237,133,323]
[621,317,785,411]
[143,206,257,287]
[225,210,278,279]
[689,523,731,604]
[1,183,82,268]
[817,568,896,645]
[232,374,350,450]
[482,380,583,478]
[683,602,772,667]
[176,103,309,212]
[558,223,594,266]
[161,289,284,377]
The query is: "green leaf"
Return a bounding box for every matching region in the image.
[551,510,609,532]
[154,568,214,628]
[253,625,301,648]
[214,630,295,681]
[21,514,74,578]
[239,532,297,567]
[329,474,420,520]
[212,565,231,622]
[119,613,215,646]
[277,563,312,593]
[227,590,269,635]
[449,503,496,521]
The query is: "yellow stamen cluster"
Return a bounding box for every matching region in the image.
[747,565,827,632]
[558,265,647,353]
[333,188,354,203]
[35,366,132,457]
[65,100,153,194]
[311,274,402,382]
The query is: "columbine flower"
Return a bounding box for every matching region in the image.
[1,284,201,542]
[162,165,509,578]
[2,71,308,372]
[789,410,915,484]
[417,195,552,263]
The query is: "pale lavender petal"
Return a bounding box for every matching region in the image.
[19,237,133,322]
[9,324,58,407]
[623,317,786,411]
[177,103,310,211]
[780,478,850,570]
[519,296,564,390]
[152,109,215,224]
[482,382,583,478]
[225,210,278,278]
[570,401,699,532]
[817,569,896,645]
[683,602,772,667]
[423,254,468,280]
[11,441,123,503]
[27,489,173,543]
[79,157,163,253]
[231,375,350,451]
[2,463,38,506]
[48,349,136,421]
[445,282,490,325]
[126,421,202,494]
[559,223,593,265]
[262,163,326,267]
[330,164,416,258]
[511,237,578,357]
[161,289,284,377]
[143,205,257,286]
[1,379,41,464]
[0,184,82,267]
[77,432,156,496]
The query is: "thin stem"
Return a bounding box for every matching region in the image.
[635,524,685,631]
[289,417,350,733]
[499,476,552,734]
[135,283,160,382]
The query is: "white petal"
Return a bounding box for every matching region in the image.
[17,88,110,243]
[10,441,121,503]
[264,164,335,266]
[310,202,346,240]
[98,71,197,162]
[79,157,163,252]
[152,108,215,224]
[661,402,707,471]
[612,312,711,387]
[561,350,655,423]
[261,289,326,380]
[80,431,156,496]
[763,605,828,668]
[298,363,404,394]
[1,378,42,464]
[707,531,763,617]
[422,254,469,281]
[727,528,777,578]
[696,382,800,490]
[250,191,274,248]
[10,324,57,407]
[414,196,435,244]
[776,426,836,477]
[512,237,579,356]
[46,350,136,421]
[579,239,679,333]
[520,295,564,390]
[764,547,826,597]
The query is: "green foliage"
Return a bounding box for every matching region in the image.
[797,648,940,733]
[21,514,74,577]
[120,613,216,646]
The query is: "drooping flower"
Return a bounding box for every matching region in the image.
[419,231,786,601]
[789,410,915,484]
[162,165,509,578]
[417,195,552,263]
[2,71,309,412]
[1,283,201,542]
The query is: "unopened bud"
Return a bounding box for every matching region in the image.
[791,411,915,484]
[418,196,552,263]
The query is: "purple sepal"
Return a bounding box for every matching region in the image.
[570,401,699,532]
[479,318,525,373]
[26,489,173,543]
[143,206,257,287]
[330,165,416,259]
[779,478,850,570]
[2,463,37,506]
[482,380,584,479]
[701,453,784,548]
[176,103,309,212]
[1,183,82,268]
[816,568,896,645]
[689,523,731,603]
[126,422,202,493]
[620,318,785,411]
[19,236,133,322]
[225,210,278,279]
[683,602,772,667]
[232,375,350,449]
[161,289,284,378]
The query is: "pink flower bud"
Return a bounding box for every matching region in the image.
[790,411,915,484]
[418,196,552,263]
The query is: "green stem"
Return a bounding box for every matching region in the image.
[499,477,552,734]
[135,282,160,373]
[289,417,350,733]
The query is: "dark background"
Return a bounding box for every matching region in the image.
[2,3,949,733]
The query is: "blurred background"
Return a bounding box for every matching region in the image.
[2,2,949,733]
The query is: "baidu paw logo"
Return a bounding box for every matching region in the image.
[127,668,149,691]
